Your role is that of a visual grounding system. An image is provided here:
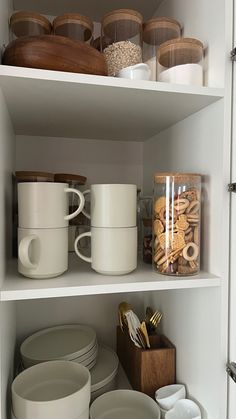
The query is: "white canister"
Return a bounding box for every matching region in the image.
[18,227,68,279]
[74,226,137,275]
[157,38,204,86]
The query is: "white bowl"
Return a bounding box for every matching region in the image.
[21,324,96,367]
[90,389,160,419]
[117,63,151,81]
[12,360,91,419]
[155,384,186,410]
[166,399,201,419]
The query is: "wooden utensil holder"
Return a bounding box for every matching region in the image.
[117,326,176,398]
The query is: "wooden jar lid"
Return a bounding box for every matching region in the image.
[143,17,181,45]
[102,9,143,39]
[157,38,204,68]
[154,172,201,184]
[54,173,87,185]
[53,13,93,32]
[10,11,52,37]
[15,171,54,182]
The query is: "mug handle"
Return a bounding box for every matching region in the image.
[18,235,38,269]
[64,188,85,221]
[74,232,92,263]
[81,189,91,220]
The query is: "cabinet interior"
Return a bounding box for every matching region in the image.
[0,0,232,419]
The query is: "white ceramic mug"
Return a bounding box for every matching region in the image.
[82,184,137,227]
[18,182,85,228]
[18,227,68,279]
[74,227,137,275]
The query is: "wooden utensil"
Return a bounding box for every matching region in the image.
[3,35,108,76]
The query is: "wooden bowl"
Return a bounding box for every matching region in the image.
[3,35,108,76]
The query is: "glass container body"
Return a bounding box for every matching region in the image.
[102,9,143,76]
[53,14,93,42]
[157,38,204,86]
[153,173,201,276]
[137,196,152,262]
[142,218,152,264]
[143,18,181,81]
[10,12,51,40]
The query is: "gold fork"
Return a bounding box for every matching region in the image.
[149,311,163,329]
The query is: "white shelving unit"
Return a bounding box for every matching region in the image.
[0,66,224,140]
[0,256,221,302]
[0,0,234,418]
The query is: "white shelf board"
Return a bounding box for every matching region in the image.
[0,255,221,301]
[0,65,224,141]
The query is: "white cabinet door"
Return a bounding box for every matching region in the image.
[228,31,236,419]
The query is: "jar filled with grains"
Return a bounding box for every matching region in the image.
[153,173,201,276]
[143,17,181,81]
[101,9,143,76]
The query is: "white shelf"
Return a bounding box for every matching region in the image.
[0,65,224,141]
[0,255,221,301]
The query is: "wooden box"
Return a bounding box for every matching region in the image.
[117,326,176,398]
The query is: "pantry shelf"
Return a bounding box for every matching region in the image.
[0,255,221,301]
[0,65,224,141]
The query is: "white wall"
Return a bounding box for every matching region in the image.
[16,135,143,189]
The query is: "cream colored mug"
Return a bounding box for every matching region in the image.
[74,226,137,275]
[82,184,137,227]
[18,227,68,279]
[18,183,85,228]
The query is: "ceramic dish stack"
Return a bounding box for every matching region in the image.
[90,345,119,401]
[20,325,98,370]
[11,360,91,419]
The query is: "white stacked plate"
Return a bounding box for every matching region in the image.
[90,345,119,401]
[20,325,98,370]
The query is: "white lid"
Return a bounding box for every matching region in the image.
[20,325,97,364]
[90,345,119,392]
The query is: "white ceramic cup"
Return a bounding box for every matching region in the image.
[18,227,68,279]
[117,63,151,80]
[82,184,137,227]
[18,182,85,228]
[74,226,137,275]
[155,384,186,411]
[12,360,91,419]
[165,399,201,419]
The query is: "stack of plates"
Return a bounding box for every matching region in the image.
[90,345,119,401]
[20,325,98,370]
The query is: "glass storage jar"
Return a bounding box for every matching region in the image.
[10,11,51,40]
[101,9,143,76]
[153,173,201,276]
[143,17,181,81]
[142,218,152,264]
[157,38,204,86]
[53,13,93,43]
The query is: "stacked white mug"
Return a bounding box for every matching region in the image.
[17,182,85,279]
[74,184,137,275]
